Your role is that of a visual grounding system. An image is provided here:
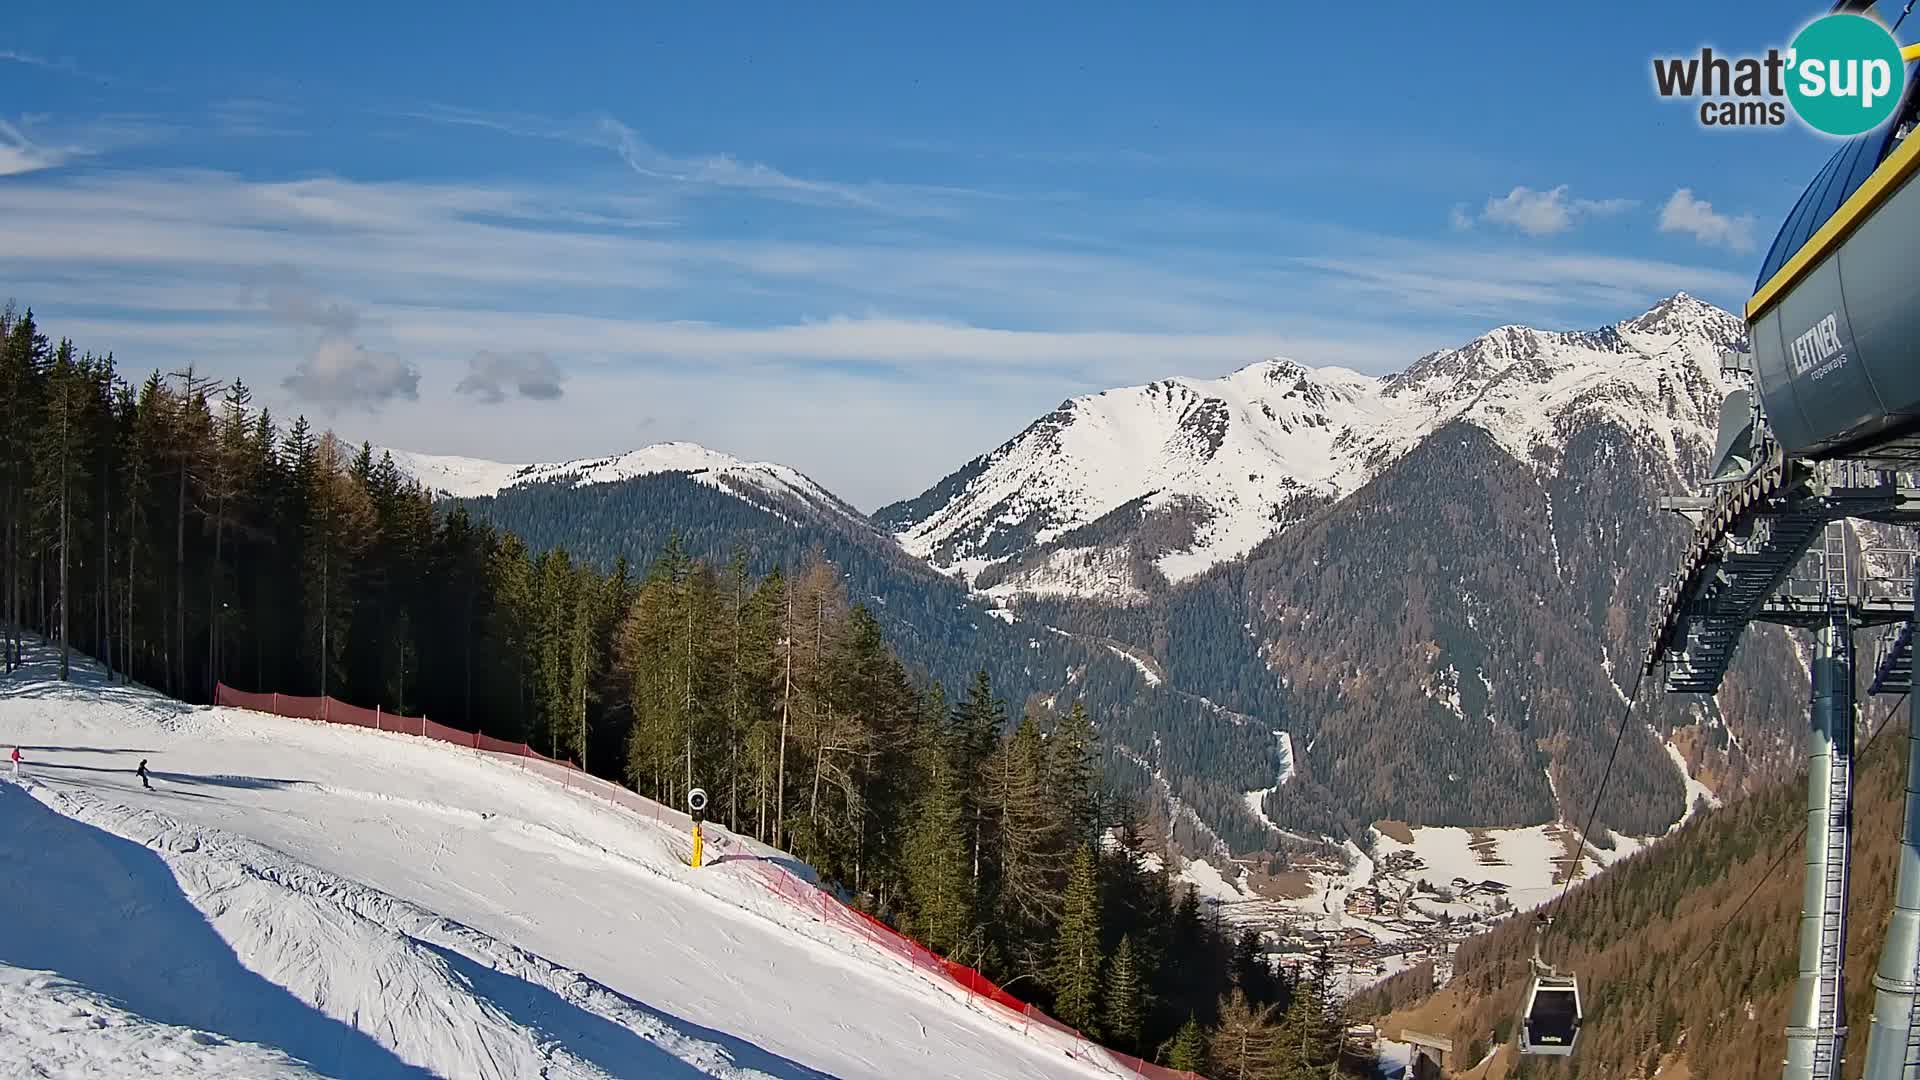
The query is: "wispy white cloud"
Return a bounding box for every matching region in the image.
[209,99,303,138]
[0,117,71,176]
[402,103,995,217]
[0,165,1753,504]
[1297,246,1749,319]
[1475,185,1638,237]
[1658,188,1758,254]
[0,49,80,76]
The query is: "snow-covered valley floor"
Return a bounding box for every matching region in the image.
[0,648,1113,1079]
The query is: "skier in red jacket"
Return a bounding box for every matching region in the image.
[9,746,19,778]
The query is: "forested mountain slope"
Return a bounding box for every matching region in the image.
[1362,693,1917,1079]
[394,293,1819,850]
[448,473,1289,855]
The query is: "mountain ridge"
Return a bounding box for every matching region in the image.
[879,291,1746,602]
[380,441,867,531]
[379,291,1795,859]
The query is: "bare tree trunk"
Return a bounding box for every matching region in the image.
[5,515,15,671]
[776,591,793,850]
[175,453,186,696]
[209,495,223,697]
[683,575,694,796]
[464,586,474,726]
[319,517,329,701]
[57,426,69,682]
[729,570,742,832]
[125,509,136,684]
[99,480,110,680]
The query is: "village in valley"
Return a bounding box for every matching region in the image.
[1155,817,1644,998]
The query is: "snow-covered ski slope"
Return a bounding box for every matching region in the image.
[0,650,1119,1079]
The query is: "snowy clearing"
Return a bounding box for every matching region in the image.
[1,650,1116,1079]
[1368,823,1583,910]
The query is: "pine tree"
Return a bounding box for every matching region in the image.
[31,341,90,680]
[1275,974,1341,1077]
[1052,844,1103,1034]
[1208,989,1283,1080]
[905,727,973,956]
[1233,927,1275,1005]
[952,669,1004,883]
[1104,933,1144,1053]
[984,712,1067,976]
[1050,699,1101,847]
[1167,1015,1208,1072]
[304,433,372,700]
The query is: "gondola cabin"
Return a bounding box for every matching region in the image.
[1518,974,1582,1056]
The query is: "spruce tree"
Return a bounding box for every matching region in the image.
[1275,974,1341,1076]
[31,341,90,680]
[951,669,1004,882]
[1208,989,1283,1080]
[905,736,973,955]
[1049,700,1101,847]
[1104,933,1144,1053]
[1051,844,1103,1034]
[984,712,1067,975]
[1167,1015,1208,1072]
[1233,927,1274,1005]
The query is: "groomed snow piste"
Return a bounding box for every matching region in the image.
[0,648,1119,1079]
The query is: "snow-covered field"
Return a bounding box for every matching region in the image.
[1368,824,1577,911]
[0,649,1116,1079]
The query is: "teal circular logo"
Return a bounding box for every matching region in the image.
[1787,14,1907,136]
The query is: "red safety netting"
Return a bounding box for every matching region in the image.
[475,733,522,756]
[211,682,1193,1078]
[738,859,1200,1079]
[213,683,579,769]
[329,700,378,729]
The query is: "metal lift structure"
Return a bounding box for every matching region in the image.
[1645,15,1920,1066]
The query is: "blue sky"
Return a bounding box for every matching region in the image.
[0,2,1871,507]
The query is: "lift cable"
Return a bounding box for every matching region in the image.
[1476,676,1907,1076]
[1685,689,1910,974]
[1540,661,1650,950]
[1895,0,1917,33]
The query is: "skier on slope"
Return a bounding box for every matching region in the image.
[136,758,151,790]
[8,746,18,778]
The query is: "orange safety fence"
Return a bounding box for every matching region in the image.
[211,682,1197,1079]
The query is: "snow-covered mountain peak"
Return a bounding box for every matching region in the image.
[1625,291,1744,343]
[883,294,1747,598]
[381,442,862,526]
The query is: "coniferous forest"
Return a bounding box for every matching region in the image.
[0,305,1382,1076]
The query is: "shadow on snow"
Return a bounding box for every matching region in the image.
[0,783,433,1078]
[426,946,834,1080]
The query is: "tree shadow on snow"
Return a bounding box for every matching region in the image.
[23,760,306,791]
[14,745,162,755]
[426,945,835,1080]
[0,784,432,1079]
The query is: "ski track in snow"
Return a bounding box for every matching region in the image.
[0,651,1114,1080]
[1104,645,1162,687]
[1665,738,1722,830]
[1239,732,1294,832]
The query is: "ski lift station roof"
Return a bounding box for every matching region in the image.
[1748,57,1920,462]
